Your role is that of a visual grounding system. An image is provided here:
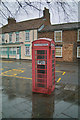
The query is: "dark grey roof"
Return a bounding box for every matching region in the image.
[39,22,80,32]
[0,17,44,34]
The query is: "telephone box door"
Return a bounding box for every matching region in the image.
[34,49,47,89]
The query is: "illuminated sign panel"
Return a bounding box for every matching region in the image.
[34,44,48,46]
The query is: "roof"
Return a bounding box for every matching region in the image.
[39,22,80,32]
[0,17,45,34]
[38,38,52,41]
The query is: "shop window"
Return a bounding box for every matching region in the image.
[77,29,80,41]
[55,46,62,57]
[25,31,30,41]
[77,47,80,58]
[25,46,30,56]
[54,31,62,42]
[1,48,7,55]
[9,47,16,55]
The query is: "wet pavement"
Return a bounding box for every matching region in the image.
[0,59,80,119]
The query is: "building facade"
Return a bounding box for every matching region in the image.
[38,22,80,62]
[0,8,50,60]
[0,7,80,62]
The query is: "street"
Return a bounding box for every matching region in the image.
[0,59,79,119]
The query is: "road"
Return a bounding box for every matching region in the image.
[0,59,79,119]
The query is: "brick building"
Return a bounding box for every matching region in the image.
[38,22,80,62]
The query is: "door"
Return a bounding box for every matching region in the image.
[16,47,19,59]
[35,50,47,88]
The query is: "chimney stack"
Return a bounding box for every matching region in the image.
[7,17,16,25]
[43,7,50,25]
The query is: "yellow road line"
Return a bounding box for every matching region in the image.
[56,64,60,66]
[0,61,13,63]
[1,74,32,80]
[0,68,3,70]
[14,74,17,76]
[62,72,66,75]
[57,78,61,83]
[15,76,32,79]
[0,69,24,76]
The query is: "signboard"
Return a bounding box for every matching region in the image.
[37,60,45,65]
[34,44,48,46]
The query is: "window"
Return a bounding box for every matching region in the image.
[1,47,7,55]
[0,48,1,55]
[16,32,19,42]
[77,29,80,41]
[2,34,5,43]
[9,33,12,43]
[54,31,62,42]
[25,31,30,41]
[55,46,62,57]
[77,47,80,58]
[9,47,16,55]
[25,46,30,56]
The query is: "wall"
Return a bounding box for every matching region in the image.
[38,30,78,62]
[21,29,37,59]
[0,29,37,60]
[38,31,53,39]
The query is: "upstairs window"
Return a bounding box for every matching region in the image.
[55,46,62,57]
[54,31,62,42]
[16,32,19,42]
[9,33,12,43]
[77,29,80,42]
[2,34,5,43]
[25,31,30,41]
[77,47,80,58]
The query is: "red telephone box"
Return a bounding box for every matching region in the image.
[32,38,55,94]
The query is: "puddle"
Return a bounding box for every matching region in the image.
[0,86,3,91]
[64,84,77,91]
[2,73,79,118]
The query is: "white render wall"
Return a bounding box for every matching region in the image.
[0,29,38,59]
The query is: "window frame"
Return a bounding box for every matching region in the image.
[77,29,80,42]
[9,47,16,55]
[54,31,62,42]
[2,34,5,43]
[15,32,19,42]
[55,46,62,57]
[9,33,12,43]
[25,31,30,42]
[77,47,80,58]
[25,45,30,56]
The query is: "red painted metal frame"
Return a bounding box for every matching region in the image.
[32,38,55,95]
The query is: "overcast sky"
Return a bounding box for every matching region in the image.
[0,0,79,27]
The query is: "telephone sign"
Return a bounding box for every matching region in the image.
[34,43,48,46]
